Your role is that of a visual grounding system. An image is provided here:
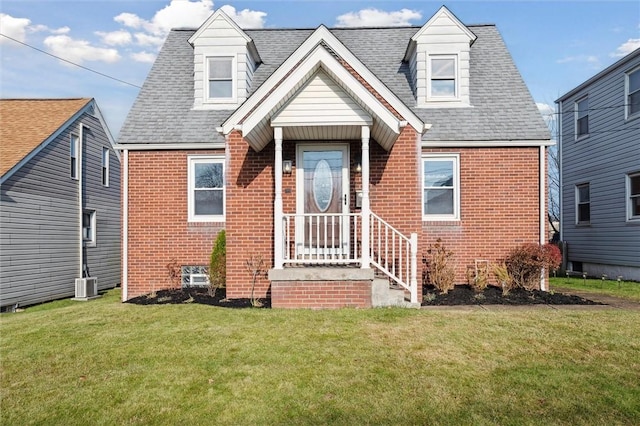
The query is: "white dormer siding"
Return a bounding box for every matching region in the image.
[189,10,260,110]
[406,6,476,108]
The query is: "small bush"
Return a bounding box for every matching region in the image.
[492,262,514,295]
[504,243,562,290]
[469,260,489,292]
[424,239,456,294]
[208,230,226,296]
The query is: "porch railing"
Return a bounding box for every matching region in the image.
[369,212,418,303]
[280,212,418,303]
[282,213,360,264]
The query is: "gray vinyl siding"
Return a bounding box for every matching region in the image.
[559,52,640,269]
[0,112,120,308]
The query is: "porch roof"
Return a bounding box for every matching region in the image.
[221,25,424,152]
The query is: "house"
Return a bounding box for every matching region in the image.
[0,98,121,310]
[118,6,550,308]
[556,48,640,281]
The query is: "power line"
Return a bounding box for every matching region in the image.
[0,33,142,89]
[542,103,639,116]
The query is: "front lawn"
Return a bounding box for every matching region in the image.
[550,276,640,302]
[1,288,639,425]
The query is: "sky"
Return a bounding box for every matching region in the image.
[1,0,639,139]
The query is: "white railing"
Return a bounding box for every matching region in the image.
[369,212,418,304]
[282,213,360,264]
[280,212,418,303]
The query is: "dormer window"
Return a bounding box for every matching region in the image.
[428,55,457,99]
[206,56,236,102]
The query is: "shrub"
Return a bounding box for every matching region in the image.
[424,239,456,294]
[492,262,515,295]
[208,230,226,296]
[504,243,562,290]
[470,260,489,292]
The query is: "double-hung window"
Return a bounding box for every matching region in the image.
[428,55,457,100]
[188,156,225,222]
[422,154,459,220]
[575,96,589,139]
[70,134,79,179]
[101,147,109,187]
[207,57,234,101]
[576,183,590,224]
[626,66,640,119]
[83,210,96,246]
[628,172,640,221]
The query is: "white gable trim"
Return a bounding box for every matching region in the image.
[234,46,402,151]
[413,6,476,44]
[222,25,423,137]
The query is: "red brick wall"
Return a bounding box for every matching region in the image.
[271,280,371,308]
[126,150,224,299]
[225,131,274,298]
[420,147,543,286]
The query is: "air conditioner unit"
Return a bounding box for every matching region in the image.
[74,277,99,300]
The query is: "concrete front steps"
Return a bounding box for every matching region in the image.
[371,277,420,308]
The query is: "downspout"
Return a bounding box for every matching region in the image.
[78,125,84,280]
[122,149,128,301]
[539,144,547,291]
[558,101,563,242]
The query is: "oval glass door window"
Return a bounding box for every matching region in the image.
[313,159,333,212]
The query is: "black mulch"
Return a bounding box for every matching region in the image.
[422,285,602,306]
[125,287,271,308]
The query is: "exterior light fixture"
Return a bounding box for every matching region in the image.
[283,160,292,174]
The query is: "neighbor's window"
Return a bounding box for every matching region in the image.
[628,172,640,220]
[188,156,225,222]
[422,154,459,220]
[626,66,640,118]
[576,183,590,224]
[70,134,79,179]
[428,55,457,100]
[207,57,234,100]
[101,147,109,187]
[575,96,589,139]
[83,210,96,245]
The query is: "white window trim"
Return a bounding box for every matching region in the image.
[574,95,589,141]
[575,183,590,225]
[83,210,96,247]
[627,172,640,221]
[426,54,459,102]
[187,155,225,223]
[70,133,79,180]
[422,153,460,221]
[204,55,237,104]
[625,65,640,121]
[102,147,110,187]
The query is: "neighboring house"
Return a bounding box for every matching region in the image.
[118,6,550,308]
[0,98,121,310]
[556,48,640,281]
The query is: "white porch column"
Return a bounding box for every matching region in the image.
[360,126,371,269]
[274,127,284,269]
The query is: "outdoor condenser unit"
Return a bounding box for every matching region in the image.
[74,277,98,300]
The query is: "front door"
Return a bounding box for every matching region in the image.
[296,144,350,259]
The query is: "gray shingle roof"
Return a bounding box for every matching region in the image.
[119,24,549,145]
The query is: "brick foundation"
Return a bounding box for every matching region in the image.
[271,280,371,309]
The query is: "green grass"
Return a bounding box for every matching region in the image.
[1,289,639,425]
[550,276,640,302]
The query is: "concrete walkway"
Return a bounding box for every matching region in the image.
[421,287,640,311]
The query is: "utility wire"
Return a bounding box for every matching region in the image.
[0,33,142,89]
[543,103,638,116]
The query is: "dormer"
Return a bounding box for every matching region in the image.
[189,9,261,110]
[404,6,476,108]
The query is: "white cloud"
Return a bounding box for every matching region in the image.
[335,8,422,27]
[611,38,640,57]
[219,5,266,29]
[114,12,145,30]
[51,26,71,35]
[96,30,132,46]
[133,32,165,47]
[130,51,156,63]
[556,54,600,69]
[43,35,121,64]
[115,0,214,36]
[0,13,31,43]
[536,102,555,116]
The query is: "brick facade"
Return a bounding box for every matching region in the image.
[271,280,371,309]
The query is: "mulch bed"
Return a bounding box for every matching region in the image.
[126,285,601,308]
[126,287,271,308]
[422,284,602,306]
